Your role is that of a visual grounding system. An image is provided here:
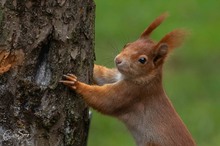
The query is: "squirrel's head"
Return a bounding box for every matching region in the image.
[114,13,186,83]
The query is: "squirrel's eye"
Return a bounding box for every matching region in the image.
[138,57,147,64]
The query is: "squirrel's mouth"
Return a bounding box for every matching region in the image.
[116,63,128,75]
[114,56,130,75]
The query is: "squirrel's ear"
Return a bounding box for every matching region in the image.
[140,13,168,39]
[153,43,168,65]
[153,29,187,65]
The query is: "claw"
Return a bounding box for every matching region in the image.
[67,74,77,79]
[63,74,77,82]
[59,80,76,86]
[60,74,78,90]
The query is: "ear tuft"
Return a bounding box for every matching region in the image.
[153,29,188,65]
[157,29,188,51]
[140,12,169,39]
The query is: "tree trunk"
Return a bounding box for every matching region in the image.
[0,0,95,146]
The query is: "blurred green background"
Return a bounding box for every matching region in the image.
[89,0,220,146]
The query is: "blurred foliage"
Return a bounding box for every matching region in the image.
[89,0,220,146]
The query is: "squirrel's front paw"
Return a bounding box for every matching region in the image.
[60,74,78,90]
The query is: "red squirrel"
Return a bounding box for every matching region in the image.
[60,13,196,146]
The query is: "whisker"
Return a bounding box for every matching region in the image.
[107,41,120,55]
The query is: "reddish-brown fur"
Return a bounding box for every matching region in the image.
[60,13,196,146]
[0,49,24,75]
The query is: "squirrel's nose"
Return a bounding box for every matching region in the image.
[115,57,122,65]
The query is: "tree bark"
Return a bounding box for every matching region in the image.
[0,0,95,146]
